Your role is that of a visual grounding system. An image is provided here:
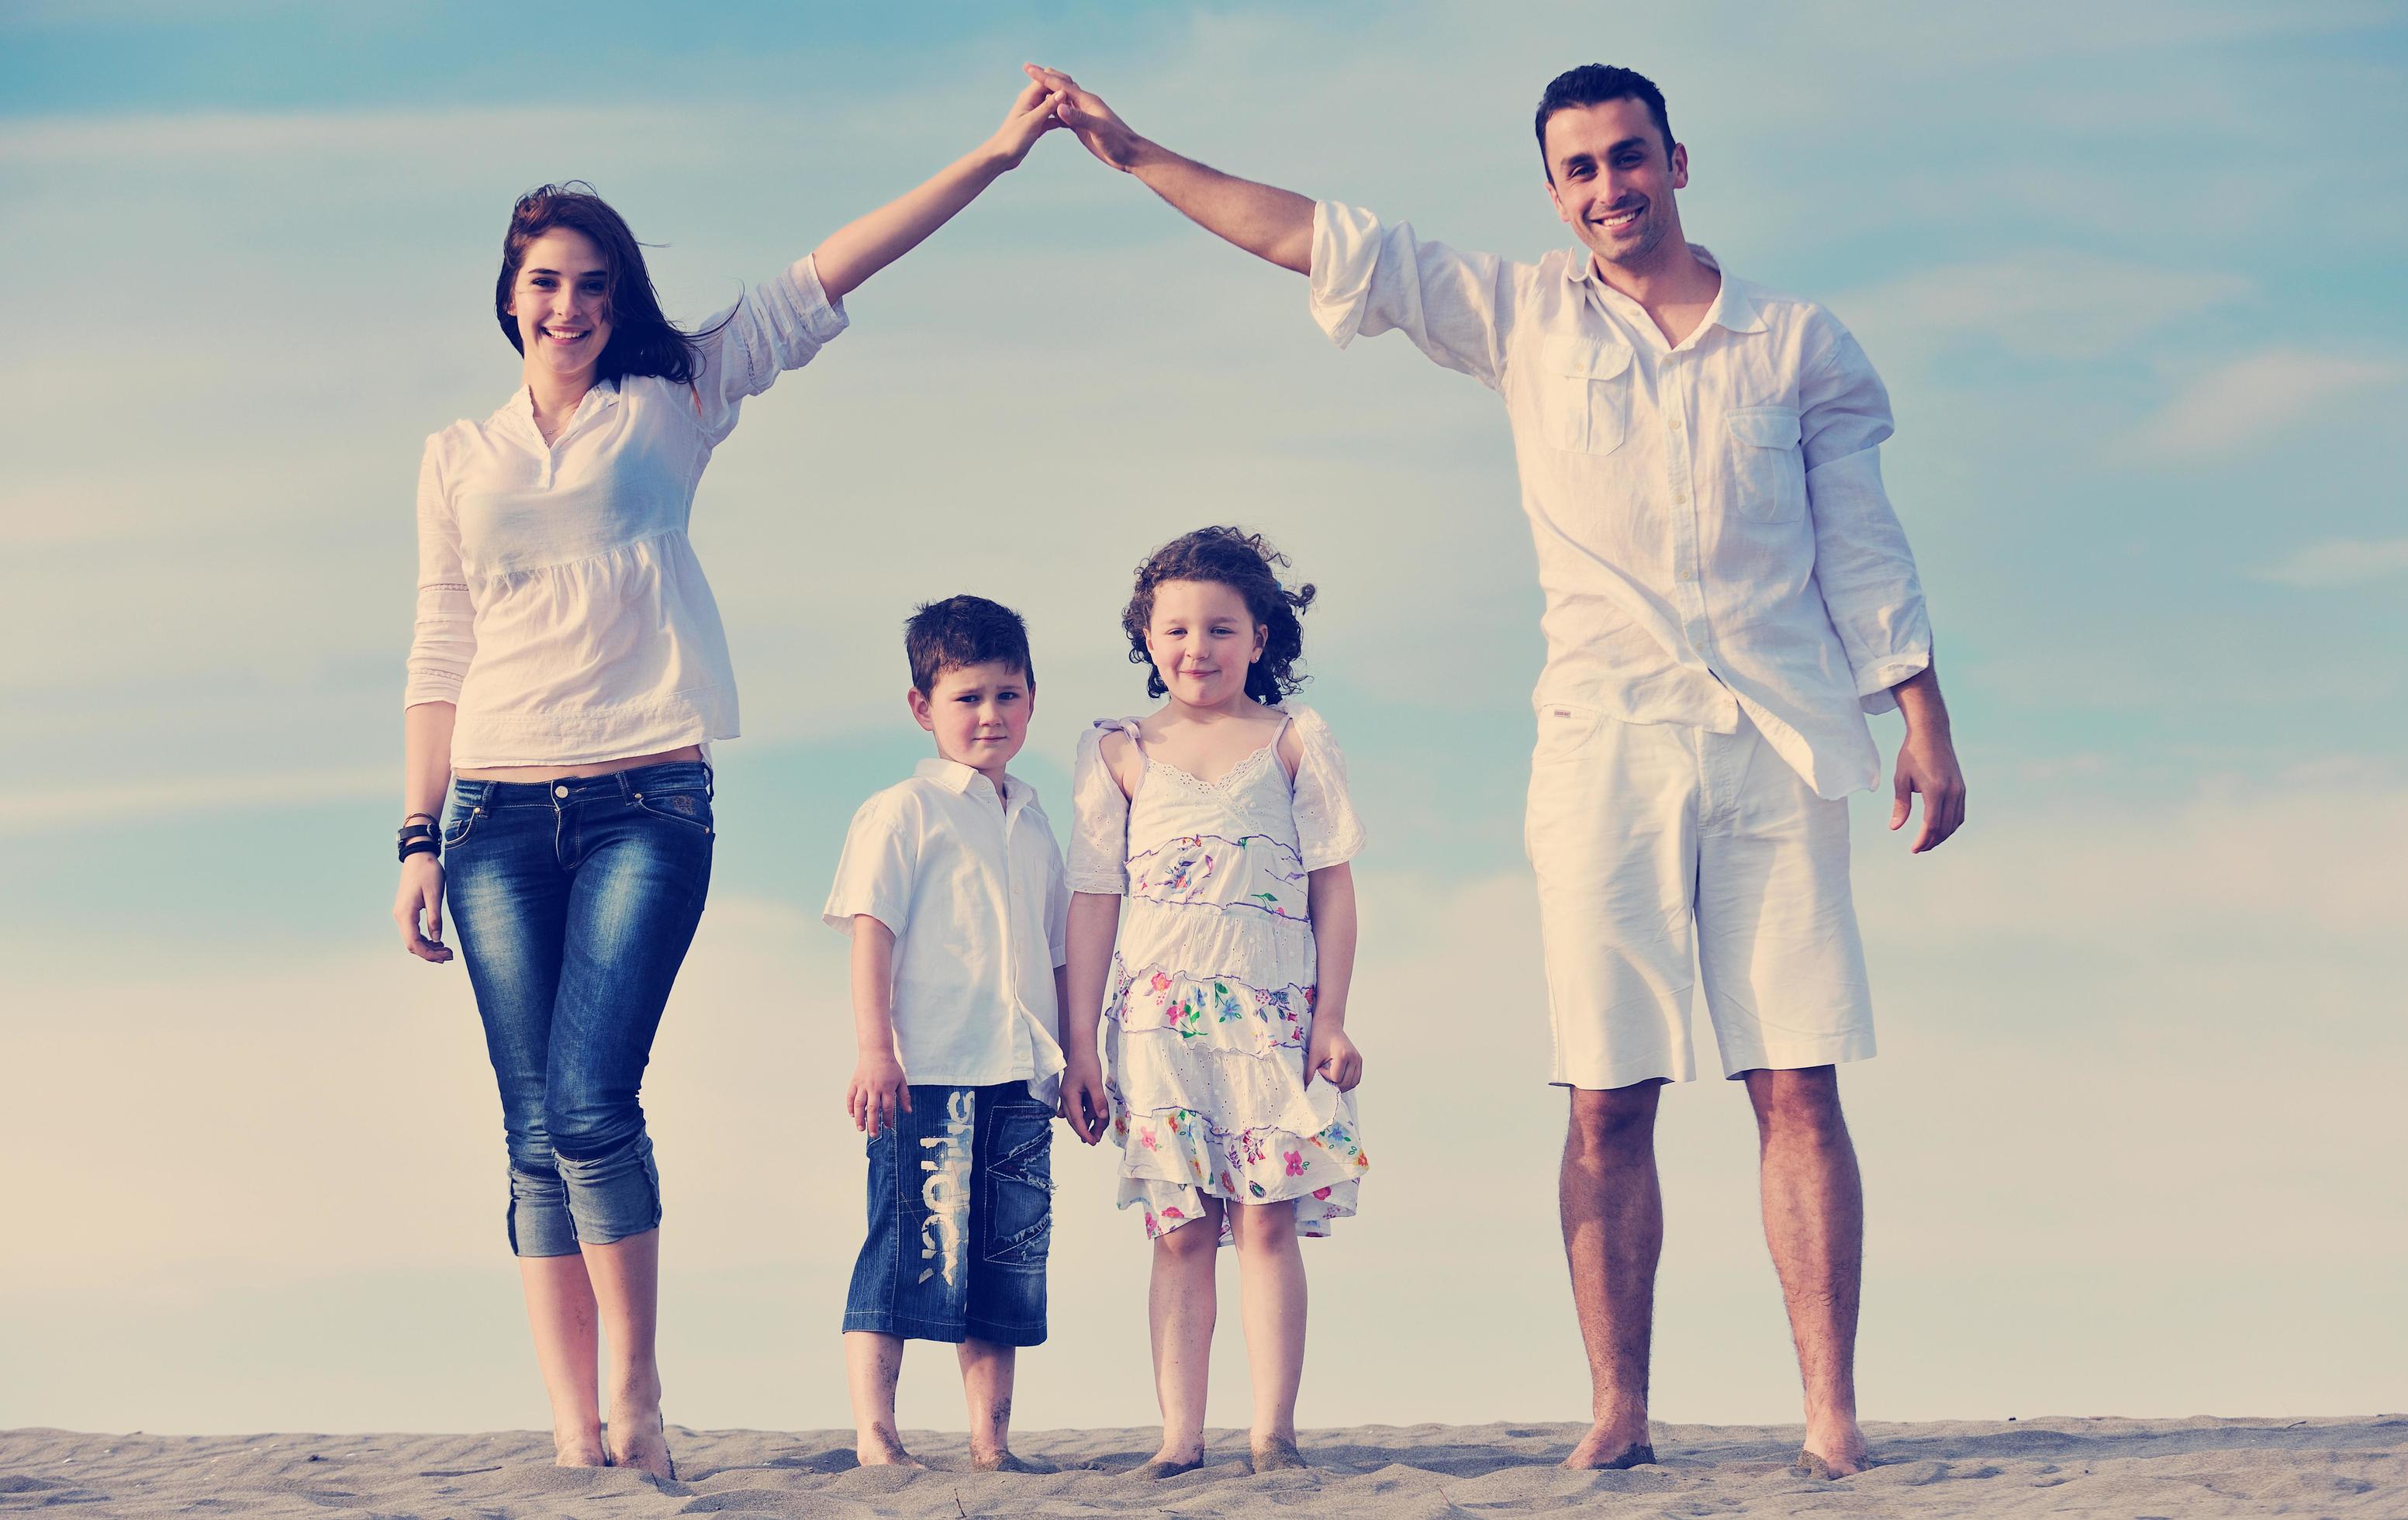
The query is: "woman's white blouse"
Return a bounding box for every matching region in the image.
[405,255,848,766]
[1065,704,1368,896]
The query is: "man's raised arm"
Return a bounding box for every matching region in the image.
[1025,63,1313,274]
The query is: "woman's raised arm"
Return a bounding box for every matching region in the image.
[810,78,1063,300]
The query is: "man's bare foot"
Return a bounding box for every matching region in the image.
[1795,1442,1870,1479]
[970,1449,1046,1473]
[1564,1420,1656,1470]
[605,1408,675,1480]
[856,1425,926,1469]
[552,1427,607,1467]
[1132,1442,1204,1480]
[1249,1434,1308,1473]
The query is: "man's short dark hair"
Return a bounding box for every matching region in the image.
[904,595,1035,696]
[1534,64,1673,180]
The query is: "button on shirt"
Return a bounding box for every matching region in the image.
[823,761,1073,1104]
[1308,202,1933,800]
[405,256,849,768]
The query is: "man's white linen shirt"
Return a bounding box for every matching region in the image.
[824,761,1072,1104]
[1309,202,1933,800]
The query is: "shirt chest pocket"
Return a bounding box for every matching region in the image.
[1726,406,1805,523]
[1536,337,1633,456]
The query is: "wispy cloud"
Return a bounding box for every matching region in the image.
[0,765,389,835]
[2128,347,2406,461]
[1841,250,2248,363]
[2254,536,2408,589]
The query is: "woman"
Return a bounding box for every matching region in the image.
[390,81,1062,1476]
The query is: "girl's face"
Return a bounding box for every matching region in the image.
[505,228,613,383]
[1145,579,1264,710]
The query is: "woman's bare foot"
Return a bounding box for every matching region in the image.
[605,1408,675,1480]
[552,1425,607,1467]
[856,1424,926,1469]
[1564,1419,1656,1470]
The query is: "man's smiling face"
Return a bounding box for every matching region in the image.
[1543,98,1689,271]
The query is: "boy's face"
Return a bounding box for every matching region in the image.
[910,660,1034,776]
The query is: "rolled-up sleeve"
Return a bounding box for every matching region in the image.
[688,254,850,445]
[403,434,475,709]
[1308,201,1515,392]
[1798,323,1932,713]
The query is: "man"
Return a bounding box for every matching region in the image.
[1026,60,1967,1478]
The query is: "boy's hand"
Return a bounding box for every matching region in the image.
[983,76,1066,171]
[848,1052,912,1138]
[1308,1025,1363,1092]
[1057,1055,1110,1145]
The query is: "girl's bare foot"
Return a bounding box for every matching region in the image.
[1249,1434,1308,1472]
[553,1425,608,1467]
[1133,1440,1205,1480]
[970,1448,1045,1473]
[1564,1419,1656,1470]
[856,1424,926,1468]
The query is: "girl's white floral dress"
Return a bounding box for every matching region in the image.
[1069,704,1370,1245]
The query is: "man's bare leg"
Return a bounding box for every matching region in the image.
[1560,1081,1664,1469]
[1743,1066,1868,1477]
[959,1339,1037,1471]
[844,1331,924,1466]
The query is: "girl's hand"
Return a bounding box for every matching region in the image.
[1308,1024,1363,1092]
[848,1052,912,1138]
[983,77,1065,171]
[1057,1055,1111,1145]
[393,855,452,963]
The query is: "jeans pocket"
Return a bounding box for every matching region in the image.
[442,793,487,848]
[983,1105,1054,1268]
[632,789,714,836]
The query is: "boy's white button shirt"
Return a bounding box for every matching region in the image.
[1309,202,1933,801]
[824,760,1072,1104]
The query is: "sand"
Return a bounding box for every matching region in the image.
[4,1416,2400,1517]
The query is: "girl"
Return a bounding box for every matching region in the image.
[389,82,1062,1477]
[1059,526,1370,1477]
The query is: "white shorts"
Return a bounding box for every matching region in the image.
[1525,704,1876,1089]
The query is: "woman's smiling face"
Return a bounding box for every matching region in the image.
[506,228,613,380]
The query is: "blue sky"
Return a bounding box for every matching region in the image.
[3,1,2403,1435]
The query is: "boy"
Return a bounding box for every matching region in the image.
[822,594,1069,1471]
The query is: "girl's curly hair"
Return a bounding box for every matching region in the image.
[1121,527,1317,705]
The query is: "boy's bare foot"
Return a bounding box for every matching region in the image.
[970,1449,1046,1473]
[1564,1420,1656,1470]
[856,1425,926,1469]
[605,1410,675,1480]
[552,1426,607,1467]
[1249,1435,1308,1473]
[1132,1442,1205,1480]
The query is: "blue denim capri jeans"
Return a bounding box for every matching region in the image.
[441,761,714,1257]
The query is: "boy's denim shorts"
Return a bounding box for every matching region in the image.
[842,1082,1053,1346]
